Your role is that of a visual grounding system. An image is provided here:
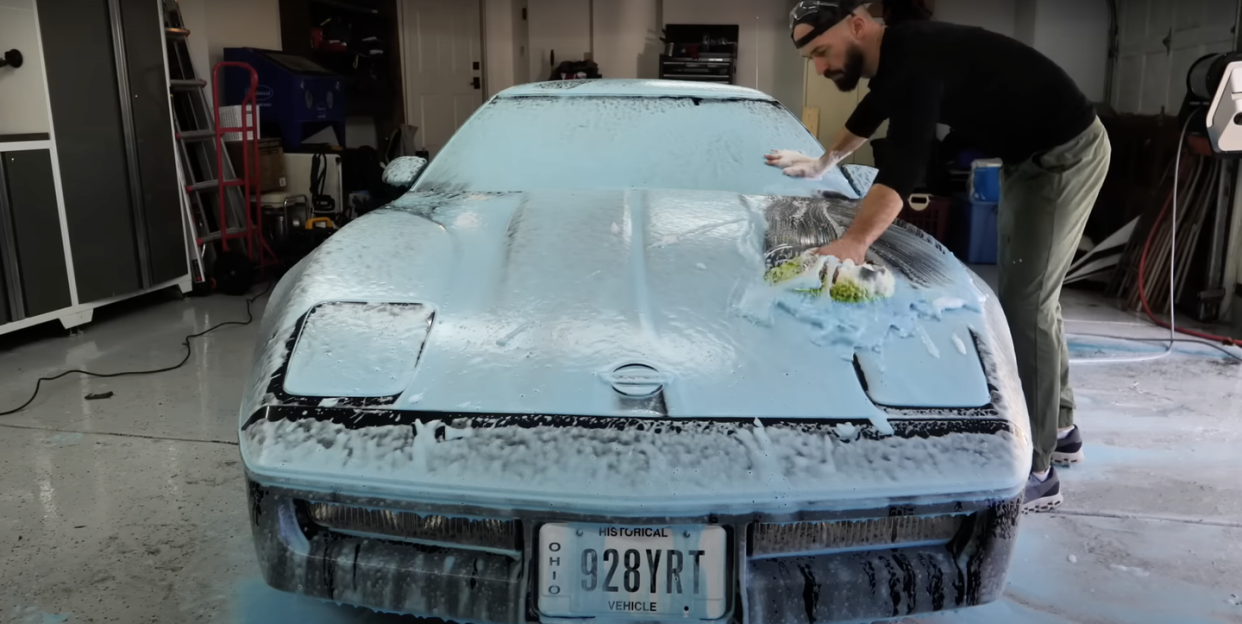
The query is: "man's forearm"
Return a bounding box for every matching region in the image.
[841,184,904,246]
[818,127,868,168]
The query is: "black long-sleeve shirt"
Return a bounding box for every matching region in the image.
[845,21,1096,198]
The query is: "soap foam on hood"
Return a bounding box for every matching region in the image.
[238,190,1029,511]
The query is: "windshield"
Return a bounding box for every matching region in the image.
[413,95,859,198]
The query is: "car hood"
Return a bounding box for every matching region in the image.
[238,189,1030,513]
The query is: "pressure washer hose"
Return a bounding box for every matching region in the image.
[1071,114,1240,365]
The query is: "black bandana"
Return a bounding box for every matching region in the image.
[790,1,863,48]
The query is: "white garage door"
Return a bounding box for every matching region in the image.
[1112,0,1238,115]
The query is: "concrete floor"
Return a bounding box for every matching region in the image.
[2,285,1241,624]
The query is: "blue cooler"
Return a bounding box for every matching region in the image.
[969,159,1002,203]
[950,194,999,265]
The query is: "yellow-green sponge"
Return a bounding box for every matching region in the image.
[764,254,895,303]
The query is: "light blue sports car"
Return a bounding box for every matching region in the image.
[238,79,1030,624]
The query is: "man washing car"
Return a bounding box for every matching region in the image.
[766,0,1110,512]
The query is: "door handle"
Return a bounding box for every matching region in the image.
[0,49,22,69]
[472,77,481,89]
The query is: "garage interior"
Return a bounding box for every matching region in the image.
[2,0,1242,623]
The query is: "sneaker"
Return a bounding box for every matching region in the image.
[1022,467,1064,514]
[1053,425,1085,466]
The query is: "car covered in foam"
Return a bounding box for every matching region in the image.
[238,79,1031,624]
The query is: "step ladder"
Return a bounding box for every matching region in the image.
[163,0,249,286]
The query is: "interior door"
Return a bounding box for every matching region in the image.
[400,0,484,158]
[1112,0,1237,115]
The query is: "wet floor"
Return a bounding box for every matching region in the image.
[1,286,1241,624]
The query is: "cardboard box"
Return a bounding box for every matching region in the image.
[224,138,287,193]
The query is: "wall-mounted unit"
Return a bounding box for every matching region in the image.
[659,24,738,85]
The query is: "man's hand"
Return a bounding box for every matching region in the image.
[764,149,814,168]
[816,184,904,265]
[814,236,870,265]
[764,150,828,179]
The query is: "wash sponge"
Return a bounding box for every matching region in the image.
[765,252,896,303]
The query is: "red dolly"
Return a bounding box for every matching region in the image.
[210,61,279,276]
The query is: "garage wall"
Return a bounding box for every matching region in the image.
[0,0,52,136]
[1014,0,1037,45]
[175,0,281,69]
[512,0,529,84]
[484,0,517,97]
[203,0,281,67]
[176,0,281,104]
[936,0,1110,103]
[526,0,591,82]
[1112,0,1238,116]
[522,0,662,82]
[1031,0,1111,102]
[176,0,210,98]
[593,0,662,81]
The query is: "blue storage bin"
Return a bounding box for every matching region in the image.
[969,160,1002,203]
[950,195,999,265]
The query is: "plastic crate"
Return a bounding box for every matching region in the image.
[898,194,951,244]
[950,195,999,264]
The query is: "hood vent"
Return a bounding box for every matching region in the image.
[853,330,993,411]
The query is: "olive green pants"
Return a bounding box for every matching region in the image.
[998,117,1111,474]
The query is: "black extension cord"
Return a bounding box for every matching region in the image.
[0,283,273,417]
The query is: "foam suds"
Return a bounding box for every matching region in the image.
[953,334,968,355]
[244,417,1023,513]
[239,183,1022,514]
[834,422,860,441]
[736,278,971,361]
[934,297,967,314]
[382,156,428,188]
[916,324,942,359]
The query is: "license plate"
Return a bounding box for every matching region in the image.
[538,523,728,620]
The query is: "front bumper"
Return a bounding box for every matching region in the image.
[247,479,1020,624]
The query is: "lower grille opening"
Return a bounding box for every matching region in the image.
[304,502,522,557]
[749,514,969,559]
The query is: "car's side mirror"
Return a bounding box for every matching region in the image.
[383,156,428,191]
